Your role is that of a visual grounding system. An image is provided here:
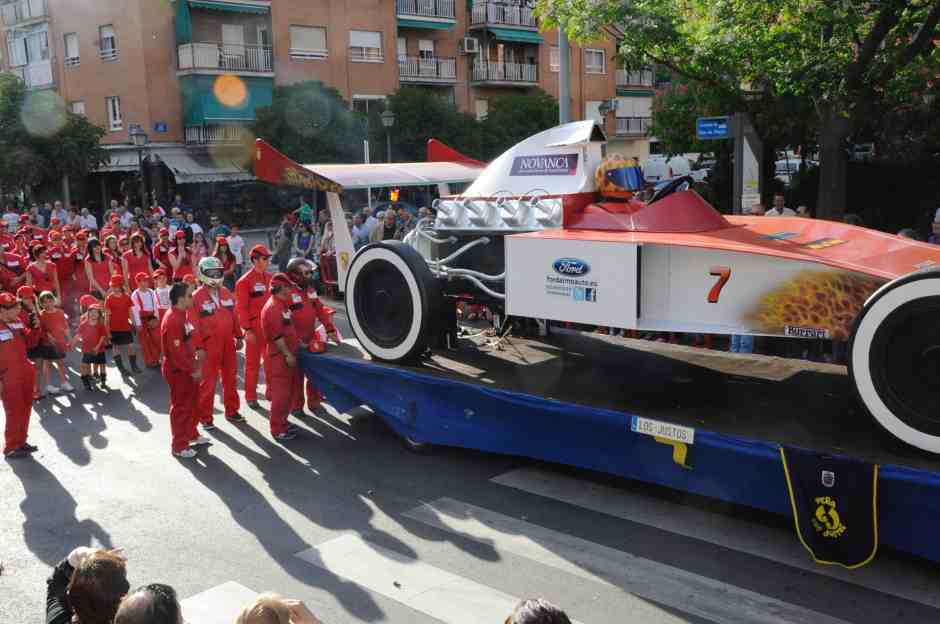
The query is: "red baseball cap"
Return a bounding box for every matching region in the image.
[49,230,62,240]
[135,272,151,284]
[50,218,60,225]
[16,285,35,300]
[216,236,227,245]
[18,214,28,223]
[109,274,124,287]
[76,230,88,240]
[159,228,169,237]
[249,244,272,259]
[270,272,293,288]
[110,213,120,222]
[175,230,186,239]
[152,268,167,279]
[0,292,16,307]
[79,294,96,310]
[182,274,195,285]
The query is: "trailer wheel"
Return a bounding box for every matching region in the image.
[345,241,441,363]
[850,270,940,453]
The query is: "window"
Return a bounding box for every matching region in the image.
[397,36,406,59]
[64,33,79,67]
[349,30,382,62]
[70,101,85,116]
[9,25,48,66]
[550,45,559,72]
[584,48,605,74]
[352,95,385,115]
[290,25,327,59]
[99,25,117,61]
[475,99,488,121]
[106,96,121,131]
[418,39,434,59]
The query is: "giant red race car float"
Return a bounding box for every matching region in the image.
[255,121,940,454]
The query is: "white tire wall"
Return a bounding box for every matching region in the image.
[345,242,441,362]
[849,271,940,453]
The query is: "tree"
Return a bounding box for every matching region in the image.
[539,0,940,220]
[0,74,106,194]
[253,81,365,164]
[383,87,482,162]
[480,89,559,158]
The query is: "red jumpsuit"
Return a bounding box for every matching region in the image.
[188,285,242,425]
[132,288,162,366]
[0,316,39,453]
[260,295,301,436]
[160,307,200,453]
[235,267,271,402]
[289,285,336,412]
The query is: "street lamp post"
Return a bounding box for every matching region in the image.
[380,109,396,163]
[596,98,616,132]
[130,127,149,210]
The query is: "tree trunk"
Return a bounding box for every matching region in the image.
[815,112,852,221]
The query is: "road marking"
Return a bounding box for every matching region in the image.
[297,534,570,624]
[491,467,940,609]
[180,581,257,624]
[404,497,851,624]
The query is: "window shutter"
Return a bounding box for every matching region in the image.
[65,33,79,59]
[349,30,381,49]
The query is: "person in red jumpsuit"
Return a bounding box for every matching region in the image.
[0,291,39,458]
[131,272,161,368]
[160,282,206,459]
[188,257,245,431]
[235,244,272,409]
[260,272,302,442]
[285,258,338,416]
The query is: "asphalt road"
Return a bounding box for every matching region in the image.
[2,303,940,624]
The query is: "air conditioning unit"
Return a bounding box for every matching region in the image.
[460,37,479,54]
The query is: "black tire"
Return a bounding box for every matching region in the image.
[345,241,442,363]
[849,269,940,453]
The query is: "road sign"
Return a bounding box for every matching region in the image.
[696,116,731,140]
[153,122,168,133]
[128,123,143,134]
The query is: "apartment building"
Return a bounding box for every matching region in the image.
[0,0,655,209]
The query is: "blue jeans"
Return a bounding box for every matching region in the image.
[730,334,753,353]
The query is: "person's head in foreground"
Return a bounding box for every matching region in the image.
[505,598,572,624]
[114,583,183,624]
[234,592,323,624]
[67,550,131,624]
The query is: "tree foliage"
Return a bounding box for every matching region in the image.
[539,0,940,219]
[0,74,106,192]
[383,87,482,162]
[479,89,559,157]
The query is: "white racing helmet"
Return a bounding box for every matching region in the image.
[197,256,225,288]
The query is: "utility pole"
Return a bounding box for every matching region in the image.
[559,27,571,124]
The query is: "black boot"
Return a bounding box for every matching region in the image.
[81,375,93,391]
[129,354,142,374]
[98,372,108,389]
[114,354,128,375]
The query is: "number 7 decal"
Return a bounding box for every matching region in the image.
[708,266,731,303]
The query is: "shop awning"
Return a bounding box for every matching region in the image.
[156,147,254,184]
[189,0,270,14]
[97,149,141,172]
[397,18,455,30]
[489,27,544,44]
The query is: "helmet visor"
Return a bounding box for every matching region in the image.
[604,166,645,192]
[203,268,224,280]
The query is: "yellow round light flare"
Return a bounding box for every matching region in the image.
[213,74,247,109]
[21,90,67,138]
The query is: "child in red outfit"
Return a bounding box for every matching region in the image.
[71,305,109,390]
[38,291,72,393]
[105,274,141,375]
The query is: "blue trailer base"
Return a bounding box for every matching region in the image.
[300,350,940,564]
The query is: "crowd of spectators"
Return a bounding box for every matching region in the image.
[45,546,572,624]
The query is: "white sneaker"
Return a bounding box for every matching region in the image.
[173,448,197,459]
[189,436,212,447]
[60,382,75,392]
[45,384,59,394]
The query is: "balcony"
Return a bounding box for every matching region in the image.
[616,68,654,88]
[185,124,252,145]
[396,0,456,20]
[178,42,273,74]
[615,116,652,137]
[398,56,457,83]
[0,0,47,27]
[11,59,54,89]
[470,1,537,28]
[472,60,537,85]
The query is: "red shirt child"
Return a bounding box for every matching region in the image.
[105,282,134,332]
[76,312,109,355]
[40,306,69,354]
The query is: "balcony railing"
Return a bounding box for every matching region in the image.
[99,47,119,62]
[396,0,456,19]
[398,56,457,82]
[11,59,54,89]
[185,124,252,145]
[616,68,654,88]
[0,0,47,26]
[178,42,273,73]
[470,1,537,28]
[472,60,537,83]
[616,116,652,136]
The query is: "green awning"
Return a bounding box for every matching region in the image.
[181,75,273,125]
[175,0,192,44]
[489,27,543,44]
[189,0,270,14]
[397,17,455,30]
[617,88,654,97]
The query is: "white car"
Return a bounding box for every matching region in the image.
[643,154,692,183]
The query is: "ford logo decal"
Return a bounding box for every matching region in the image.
[553,258,590,276]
